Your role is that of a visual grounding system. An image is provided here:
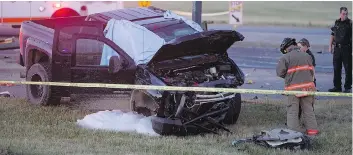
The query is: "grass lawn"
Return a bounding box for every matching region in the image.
[0,97,351,155]
[123,1,352,27]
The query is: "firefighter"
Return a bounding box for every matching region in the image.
[276,38,318,136]
[328,7,352,93]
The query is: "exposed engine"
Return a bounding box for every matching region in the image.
[150,63,241,135]
[159,64,238,88]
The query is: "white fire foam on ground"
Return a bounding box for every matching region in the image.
[76,110,160,136]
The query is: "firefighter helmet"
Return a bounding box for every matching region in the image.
[280,38,297,54]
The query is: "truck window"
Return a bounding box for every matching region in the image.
[75,39,119,66]
[58,26,102,54]
[149,23,198,42]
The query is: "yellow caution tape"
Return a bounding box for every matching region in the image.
[0,80,351,97]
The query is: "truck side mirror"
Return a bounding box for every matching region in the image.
[108,56,122,74]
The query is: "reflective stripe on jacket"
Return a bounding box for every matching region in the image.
[276,46,316,97]
[287,65,314,74]
[285,81,316,97]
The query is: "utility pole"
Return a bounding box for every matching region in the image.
[192,1,202,25]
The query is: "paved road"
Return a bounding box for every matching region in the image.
[229,46,335,74]
[209,24,331,46]
[211,25,330,35]
[0,27,19,36]
[209,24,337,74]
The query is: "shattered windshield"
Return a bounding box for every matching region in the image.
[149,22,199,42]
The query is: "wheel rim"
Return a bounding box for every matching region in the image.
[30,74,44,99]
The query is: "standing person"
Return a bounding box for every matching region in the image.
[328,7,352,93]
[298,38,316,86]
[297,38,316,122]
[276,38,318,136]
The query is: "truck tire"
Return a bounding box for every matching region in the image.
[26,63,60,106]
[222,93,242,125]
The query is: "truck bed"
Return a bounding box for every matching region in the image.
[19,16,87,58]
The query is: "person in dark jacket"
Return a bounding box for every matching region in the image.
[328,7,352,93]
[297,38,317,123]
[298,38,316,86]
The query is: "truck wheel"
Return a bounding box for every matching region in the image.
[222,93,242,125]
[26,63,60,106]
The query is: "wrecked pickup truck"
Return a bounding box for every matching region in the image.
[18,7,245,135]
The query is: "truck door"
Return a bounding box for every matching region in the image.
[70,34,136,95]
[52,21,135,96]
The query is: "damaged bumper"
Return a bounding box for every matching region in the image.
[151,105,231,136]
[151,92,236,136]
[151,116,184,135]
[195,92,235,103]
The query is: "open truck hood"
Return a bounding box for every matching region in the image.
[147,30,244,65]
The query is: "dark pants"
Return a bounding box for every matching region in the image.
[333,45,352,90]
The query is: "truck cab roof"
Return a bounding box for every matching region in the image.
[87,6,199,42]
[88,6,168,24]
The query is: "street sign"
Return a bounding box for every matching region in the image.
[229,1,243,25]
[138,1,151,7]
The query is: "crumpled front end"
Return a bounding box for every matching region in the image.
[136,29,245,136]
[150,91,235,136]
[149,73,240,136]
